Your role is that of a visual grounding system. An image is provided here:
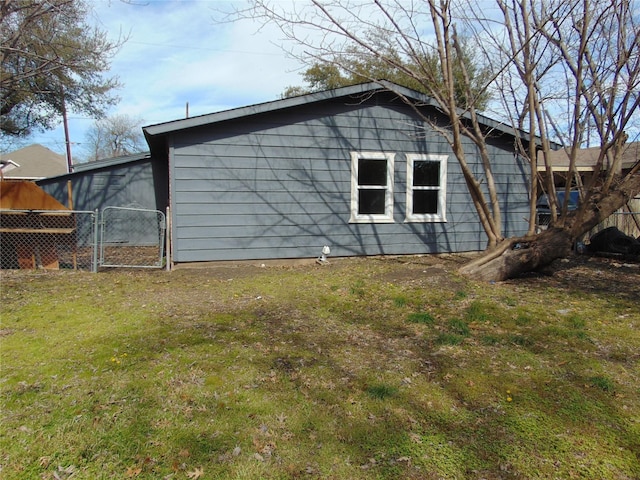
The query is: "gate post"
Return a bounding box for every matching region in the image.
[166,206,171,271]
[92,209,99,273]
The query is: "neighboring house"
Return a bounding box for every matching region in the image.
[535,142,640,238]
[0,144,68,180]
[141,82,532,264]
[537,141,639,187]
[37,82,535,265]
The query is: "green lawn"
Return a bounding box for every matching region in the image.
[1,255,639,479]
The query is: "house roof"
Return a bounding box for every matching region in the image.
[537,142,640,172]
[70,152,151,173]
[0,144,68,179]
[143,81,534,155]
[36,152,151,185]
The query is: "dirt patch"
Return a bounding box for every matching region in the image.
[2,251,638,303]
[130,252,639,298]
[512,253,640,301]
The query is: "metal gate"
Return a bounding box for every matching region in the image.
[100,206,166,268]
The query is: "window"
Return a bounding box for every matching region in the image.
[406,154,447,222]
[350,151,395,223]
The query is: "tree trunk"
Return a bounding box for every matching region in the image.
[460,174,640,282]
[458,228,574,282]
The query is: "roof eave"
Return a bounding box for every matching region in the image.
[143,82,396,137]
[142,80,541,149]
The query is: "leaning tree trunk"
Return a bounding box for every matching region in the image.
[458,227,574,282]
[459,174,640,282]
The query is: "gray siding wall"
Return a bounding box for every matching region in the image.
[170,99,529,262]
[39,160,166,213]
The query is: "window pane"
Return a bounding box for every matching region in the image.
[413,161,440,186]
[358,159,387,186]
[359,189,386,214]
[413,190,438,214]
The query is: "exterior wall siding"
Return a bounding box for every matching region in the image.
[38,159,168,213]
[169,97,529,262]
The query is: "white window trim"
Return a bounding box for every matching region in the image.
[405,153,448,223]
[349,151,395,223]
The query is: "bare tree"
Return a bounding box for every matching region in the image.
[457,0,640,279]
[229,0,639,281]
[83,114,145,162]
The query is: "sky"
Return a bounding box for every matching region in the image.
[23,0,636,159]
[30,0,305,159]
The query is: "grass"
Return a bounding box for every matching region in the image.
[406,312,435,324]
[365,384,398,400]
[1,255,639,479]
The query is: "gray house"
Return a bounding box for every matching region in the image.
[142,82,531,265]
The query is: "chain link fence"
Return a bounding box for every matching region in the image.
[0,209,98,271]
[1,206,166,271]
